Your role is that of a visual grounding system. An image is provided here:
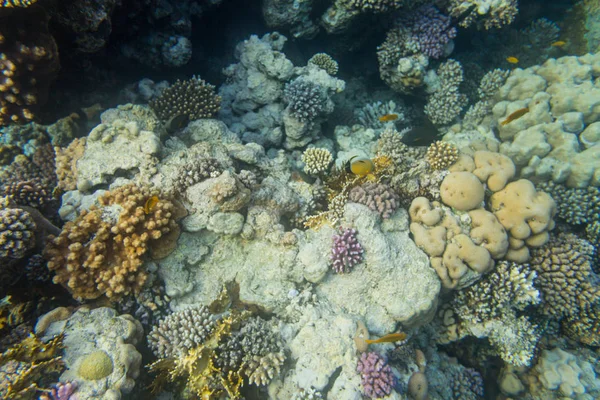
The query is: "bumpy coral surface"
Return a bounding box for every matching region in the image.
[308,53,338,75]
[348,182,400,219]
[424,59,468,126]
[330,227,364,274]
[426,141,458,170]
[149,76,221,121]
[45,184,181,300]
[283,78,326,123]
[301,147,333,176]
[0,200,35,260]
[356,351,396,398]
[449,0,518,30]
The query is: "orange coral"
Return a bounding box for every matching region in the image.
[45,184,182,300]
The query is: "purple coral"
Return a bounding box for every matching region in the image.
[400,5,456,59]
[330,228,364,274]
[39,381,78,400]
[357,351,396,398]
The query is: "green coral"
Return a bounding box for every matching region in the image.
[78,350,113,380]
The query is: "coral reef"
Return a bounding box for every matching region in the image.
[301,147,333,176]
[424,60,468,126]
[348,182,400,219]
[330,227,364,274]
[356,351,396,398]
[45,184,182,300]
[149,77,221,121]
[448,0,518,30]
[426,141,458,170]
[283,78,326,123]
[308,53,338,75]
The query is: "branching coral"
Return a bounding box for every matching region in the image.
[424,60,468,126]
[330,227,364,274]
[0,7,60,125]
[174,158,223,194]
[54,138,86,192]
[45,184,182,300]
[426,141,458,170]
[301,147,333,176]
[308,53,338,75]
[449,0,518,30]
[356,351,396,398]
[283,78,326,123]
[529,233,599,319]
[149,76,221,121]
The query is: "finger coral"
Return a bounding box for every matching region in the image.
[45,184,182,300]
[149,76,221,121]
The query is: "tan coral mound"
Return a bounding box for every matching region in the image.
[489,179,556,262]
[440,171,485,211]
[45,184,182,300]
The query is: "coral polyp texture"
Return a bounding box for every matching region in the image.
[44,184,181,300]
[330,227,364,274]
[308,53,338,75]
[348,182,400,219]
[424,59,468,126]
[301,147,333,176]
[283,78,326,123]
[149,76,221,121]
[449,0,518,30]
[0,199,35,260]
[426,141,459,170]
[0,8,60,125]
[356,351,396,398]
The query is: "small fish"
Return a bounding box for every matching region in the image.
[551,40,566,47]
[500,107,529,126]
[346,156,375,176]
[165,114,189,134]
[378,113,399,123]
[506,56,519,64]
[144,195,159,214]
[364,332,407,344]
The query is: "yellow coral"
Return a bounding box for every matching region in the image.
[78,350,113,380]
[45,184,183,300]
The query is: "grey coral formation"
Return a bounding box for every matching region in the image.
[149,76,221,121]
[529,233,599,319]
[283,78,326,123]
[537,181,600,225]
[355,100,407,129]
[301,147,333,176]
[424,59,468,126]
[348,182,400,219]
[174,157,223,193]
[426,141,458,170]
[440,261,541,367]
[308,53,338,75]
[147,305,218,359]
[0,200,35,260]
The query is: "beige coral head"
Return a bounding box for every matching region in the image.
[440,171,485,211]
[472,151,515,192]
[426,141,459,170]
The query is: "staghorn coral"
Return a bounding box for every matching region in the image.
[356,351,396,398]
[0,7,60,125]
[348,182,400,219]
[149,76,221,121]
[301,147,333,176]
[424,59,468,126]
[330,227,364,274]
[426,141,458,170]
[283,78,326,123]
[45,184,182,300]
[147,305,218,359]
[448,0,518,30]
[529,233,599,319]
[308,53,338,75]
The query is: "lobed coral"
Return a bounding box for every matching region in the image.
[426,141,458,170]
[308,53,338,75]
[149,76,221,121]
[330,227,364,274]
[0,8,60,125]
[45,184,182,300]
[356,351,396,398]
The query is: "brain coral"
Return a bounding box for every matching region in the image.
[45,184,183,300]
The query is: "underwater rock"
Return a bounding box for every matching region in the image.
[39,307,143,400]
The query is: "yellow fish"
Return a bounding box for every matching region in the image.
[506,56,519,64]
[501,107,529,126]
[364,332,407,344]
[378,113,399,122]
[144,195,159,214]
[347,156,375,177]
[551,40,566,47]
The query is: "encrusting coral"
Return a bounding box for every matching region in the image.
[45,183,183,300]
[149,76,221,121]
